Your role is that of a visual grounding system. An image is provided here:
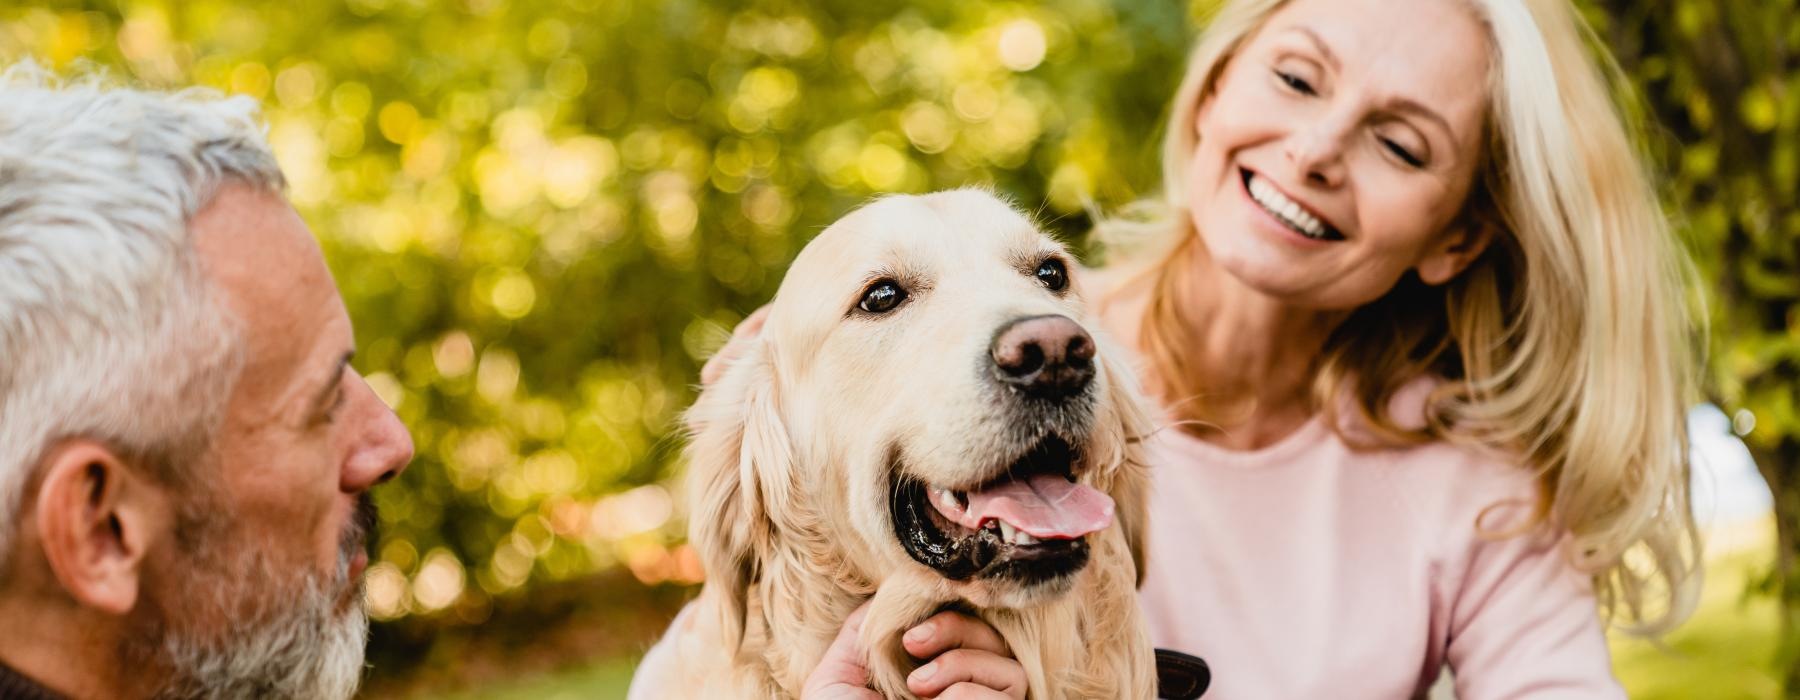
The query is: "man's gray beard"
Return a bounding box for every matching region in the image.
[151,567,367,700]
[124,508,371,700]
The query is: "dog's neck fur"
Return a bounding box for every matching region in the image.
[735,504,874,693]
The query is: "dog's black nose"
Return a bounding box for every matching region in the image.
[991,314,1095,399]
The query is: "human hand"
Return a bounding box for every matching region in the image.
[900,610,1026,700]
[700,305,770,386]
[801,605,1026,700]
[801,603,879,700]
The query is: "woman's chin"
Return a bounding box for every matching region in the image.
[1194,228,1401,310]
[1194,233,1321,299]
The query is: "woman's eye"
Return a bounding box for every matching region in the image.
[1035,258,1069,292]
[858,280,907,314]
[1275,70,1316,96]
[1381,137,1425,168]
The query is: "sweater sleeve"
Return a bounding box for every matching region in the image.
[1444,498,1626,699]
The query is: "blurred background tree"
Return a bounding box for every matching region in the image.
[0,0,1791,697]
[1584,0,1799,691]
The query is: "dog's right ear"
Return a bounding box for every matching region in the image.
[684,337,790,653]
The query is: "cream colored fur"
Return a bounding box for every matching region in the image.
[643,190,1156,699]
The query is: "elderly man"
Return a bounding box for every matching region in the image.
[0,64,414,699]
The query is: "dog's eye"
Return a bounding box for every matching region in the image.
[858,280,907,314]
[1035,258,1069,292]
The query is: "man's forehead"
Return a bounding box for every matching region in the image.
[190,185,350,406]
[191,187,327,291]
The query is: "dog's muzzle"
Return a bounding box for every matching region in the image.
[887,314,1112,587]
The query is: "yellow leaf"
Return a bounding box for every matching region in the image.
[1740,86,1779,132]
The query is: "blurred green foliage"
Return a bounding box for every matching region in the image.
[1583,0,1800,691]
[2,0,1795,694]
[0,0,1191,685]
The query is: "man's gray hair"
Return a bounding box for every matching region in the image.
[0,61,286,574]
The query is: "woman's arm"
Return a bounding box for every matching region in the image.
[1445,524,1627,699]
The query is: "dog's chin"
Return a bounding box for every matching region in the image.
[888,436,1093,605]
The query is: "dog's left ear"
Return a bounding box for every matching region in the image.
[684,337,793,652]
[1097,349,1153,586]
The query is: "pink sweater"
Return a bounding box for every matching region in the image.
[1136,380,1626,699]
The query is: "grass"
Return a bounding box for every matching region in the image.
[1611,517,1780,699]
[433,655,639,700]
[442,518,1782,699]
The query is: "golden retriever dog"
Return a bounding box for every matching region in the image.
[636,190,1156,699]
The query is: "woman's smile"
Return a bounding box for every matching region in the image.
[1237,166,1344,246]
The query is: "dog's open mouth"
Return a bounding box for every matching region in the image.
[890,436,1112,583]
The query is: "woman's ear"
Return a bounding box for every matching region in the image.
[1416,217,1496,286]
[683,338,790,653]
[32,440,172,615]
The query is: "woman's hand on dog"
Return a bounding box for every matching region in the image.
[803,603,880,700]
[803,604,1027,700]
[902,610,1027,699]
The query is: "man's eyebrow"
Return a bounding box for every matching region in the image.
[308,350,355,414]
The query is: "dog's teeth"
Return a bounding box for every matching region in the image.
[998,521,1017,543]
[930,486,962,514]
[1014,532,1037,545]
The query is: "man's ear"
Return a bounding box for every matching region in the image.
[33,441,170,616]
[1416,217,1496,286]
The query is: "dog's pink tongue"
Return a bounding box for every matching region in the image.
[962,475,1115,539]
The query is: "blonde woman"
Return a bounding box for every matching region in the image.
[665,0,1702,697]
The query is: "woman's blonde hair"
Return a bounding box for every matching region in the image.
[1107,0,1702,635]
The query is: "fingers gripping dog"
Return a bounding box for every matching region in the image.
[653,190,1156,699]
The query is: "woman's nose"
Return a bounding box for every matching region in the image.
[1283,118,1350,188]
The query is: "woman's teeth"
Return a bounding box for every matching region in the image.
[1247,174,1334,240]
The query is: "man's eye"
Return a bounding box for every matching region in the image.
[319,389,347,425]
[1035,258,1069,292]
[857,280,907,314]
[1275,70,1316,96]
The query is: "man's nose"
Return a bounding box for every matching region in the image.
[340,373,415,492]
